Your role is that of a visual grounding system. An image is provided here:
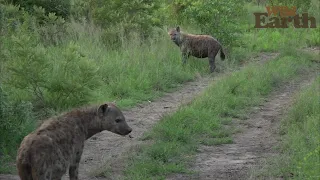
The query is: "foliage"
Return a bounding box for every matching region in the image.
[0,4,209,171]
[269,0,312,12]
[182,0,246,47]
[0,86,36,173]
[88,0,162,46]
[283,77,320,179]
[9,0,71,18]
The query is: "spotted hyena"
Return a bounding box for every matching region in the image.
[16,103,132,180]
[168,26,226,73]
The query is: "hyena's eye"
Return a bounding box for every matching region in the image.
[115,119,121,123]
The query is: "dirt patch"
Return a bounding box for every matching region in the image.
[0,53,278,180]
[167,73,317,180]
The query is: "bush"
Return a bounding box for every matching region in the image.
[166,0,246,47]
[44,42,102,111]
[10,0,71,18]
[0,86,35,173]
[88,0,162,46]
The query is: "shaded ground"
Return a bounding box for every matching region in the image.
[0,52,279,180]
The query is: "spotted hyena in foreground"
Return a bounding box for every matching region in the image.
[168,26,226,73]
[16,103,132,180]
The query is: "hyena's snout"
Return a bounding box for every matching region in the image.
[124,125,132,135]
[118,122,132,136]
[171,36,177,41]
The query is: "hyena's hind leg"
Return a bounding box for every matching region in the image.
[208,57,216,73]
[17,163,33,180]
[51,170,66,180]
[31,167,53,180]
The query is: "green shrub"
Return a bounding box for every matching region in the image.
[183,0,246,47]
[0,86,36,173]
[44,42,102,111]
[10,0,71,18]
[88,0,162,46]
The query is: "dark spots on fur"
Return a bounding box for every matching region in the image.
[168,27,226,73]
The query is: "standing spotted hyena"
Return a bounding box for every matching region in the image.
[16,103,132,180]
[168,26,226,73]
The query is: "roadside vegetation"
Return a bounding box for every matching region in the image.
[0,0,319,175]
[250,76,319,180]
[119,49,318,180]
[0,0,245,173]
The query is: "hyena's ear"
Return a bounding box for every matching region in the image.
[98,104,108,115]
[176,26,180,32]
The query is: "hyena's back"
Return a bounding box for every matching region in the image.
[182,34,222,58]
[17,119,85,179]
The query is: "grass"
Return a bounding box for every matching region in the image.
[0,19,229,173]
[250,76,320,179]
[1,2,319,174]
[0,20,212,173]
[117,50,316,179]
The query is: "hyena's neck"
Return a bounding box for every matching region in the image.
[86,117,103,139]
[70,108,102,139]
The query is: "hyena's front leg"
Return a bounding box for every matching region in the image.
[69,150,83,180]
[182,53,188,65]
[209,57,216,73]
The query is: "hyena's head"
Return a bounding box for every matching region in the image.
[97,103,132,136]
[168,26,181,45]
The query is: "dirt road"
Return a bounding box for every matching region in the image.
[0,52,289,180]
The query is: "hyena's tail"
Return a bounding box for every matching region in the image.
[220,46,226,61]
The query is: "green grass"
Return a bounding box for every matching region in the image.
[251,76,320,179]
[119,51,315,179]
[0,19,212,173]
[1,2,319,174]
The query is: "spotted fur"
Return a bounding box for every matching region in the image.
[168,26,226,73]
[16,103,132,180]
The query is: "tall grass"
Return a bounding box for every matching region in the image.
[281,77,320,179]
[0,17,213,173]
[119,51,315,179]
